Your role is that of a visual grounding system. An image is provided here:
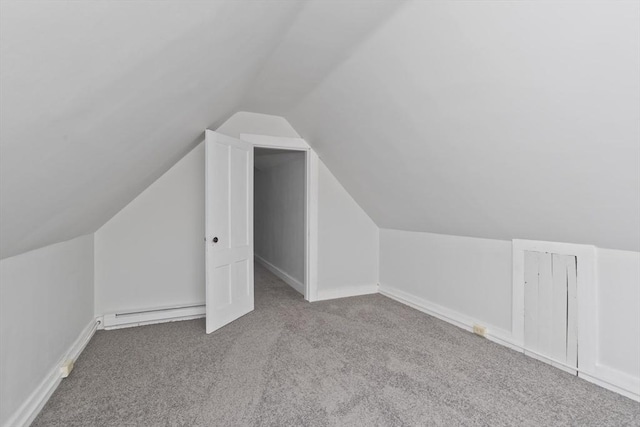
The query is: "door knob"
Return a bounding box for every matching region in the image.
[212,237,219,243]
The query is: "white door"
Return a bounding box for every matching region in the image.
[205,130,254,334]
[524,251,577,373]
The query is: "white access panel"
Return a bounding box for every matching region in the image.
[524,251,578,373]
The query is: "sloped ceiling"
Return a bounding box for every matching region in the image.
[0,0,400,258]
[1,1,638,258]
[276,0,640,251]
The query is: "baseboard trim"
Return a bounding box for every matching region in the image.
[379,283,640,402]
[254,254,305,296]
[4,318,98,427]
[102,303,205,330]
[315,284,379,301]
[379,283,515,349]
[524,350,577,375]
[580,366,640,401]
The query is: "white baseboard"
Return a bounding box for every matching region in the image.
[4,318,98,427]
[524,350,577,375]
[581,366,640,401]
[254,254,305,296]
[315,283,379,301]
[378,283,640,402]
[102,303,205,330]
[378,283,515,348]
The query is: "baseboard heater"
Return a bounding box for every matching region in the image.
[102,303,206,329]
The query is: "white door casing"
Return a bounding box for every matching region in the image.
[240,133,319,302]
[205,130,254,334]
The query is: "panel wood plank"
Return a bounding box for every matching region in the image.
[524,250,540,352]
[566,255,578,368]
[537,252,553,356]
[551,253,569,363]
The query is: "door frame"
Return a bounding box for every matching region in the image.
[512,239,596,373]
[240,134,319,302]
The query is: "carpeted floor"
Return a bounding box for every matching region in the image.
[34,262,639,426]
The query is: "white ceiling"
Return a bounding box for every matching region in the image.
[1,0,638,258]
[0,0,396,258]
[282,0,640,251]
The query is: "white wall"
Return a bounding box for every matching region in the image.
[254,152,305,286]
[379,229,512,333]
[596,249,640,384]
[288,0,640,252]
[0,2,307,260]
[217,111,300,139]
[317,160,379,299]
[0,234,94,426]
[94,112,379,313]
[379,229,640,399]
[94,143,205,315]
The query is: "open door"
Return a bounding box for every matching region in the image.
[205,130,254,334]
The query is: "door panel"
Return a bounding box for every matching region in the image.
[230,146,249,247]
[205,130,254,334]
[212,265,231,309]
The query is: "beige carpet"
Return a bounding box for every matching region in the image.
[33,262,639,426]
